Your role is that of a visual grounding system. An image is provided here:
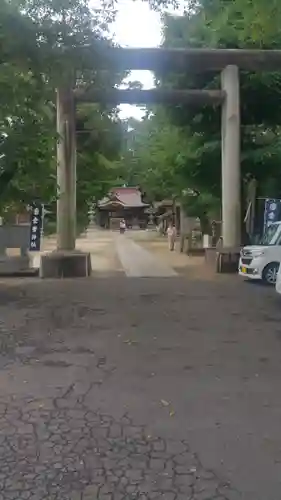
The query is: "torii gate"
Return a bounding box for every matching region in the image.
[40,48,281,278]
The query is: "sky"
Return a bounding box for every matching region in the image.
[110,0,163,119]
[90,0,183,118]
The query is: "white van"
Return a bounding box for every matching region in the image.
[239,221,281,285]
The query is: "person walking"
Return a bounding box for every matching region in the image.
[167,222,176,251]
[119,219,126,234]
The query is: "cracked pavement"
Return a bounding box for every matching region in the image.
[0,399,231,500]
[0,277,281,499]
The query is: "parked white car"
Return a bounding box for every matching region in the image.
[239,221,281,285]
[276,266,281,293]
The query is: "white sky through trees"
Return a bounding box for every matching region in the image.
[111,1,162,119]
[90,1,184,118]
[90,0,164,119]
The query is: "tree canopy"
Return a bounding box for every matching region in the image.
[0,0,128,215]
[117,0,281,226]
[2,0,281,226]
[161,0,281,196]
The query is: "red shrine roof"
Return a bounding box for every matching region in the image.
[98,187,148,209]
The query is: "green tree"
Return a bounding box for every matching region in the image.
[76,103,125,209]
[0,0,210,217]
[117,110,221,229]
[158,0,281,202]
[0,0,128,213]
[116,112,187,201]
[116,0,281,228]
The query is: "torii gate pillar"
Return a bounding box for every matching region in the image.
[221,65,241,249]
[40,86,91,278]
[56,85,77,251]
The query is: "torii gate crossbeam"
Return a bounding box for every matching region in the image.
[81,46,281,72]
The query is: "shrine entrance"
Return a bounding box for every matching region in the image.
[40,47,281,278]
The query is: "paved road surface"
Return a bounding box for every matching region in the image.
[1,231,281,499]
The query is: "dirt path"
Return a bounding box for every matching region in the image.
[31,229,123,277]
[131,233,228,281]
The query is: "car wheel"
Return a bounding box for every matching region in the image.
[262,262,280,285]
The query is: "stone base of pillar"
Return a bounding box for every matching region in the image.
[216,247,241,273]
[40,251,92,278]
[205,247,240,273]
